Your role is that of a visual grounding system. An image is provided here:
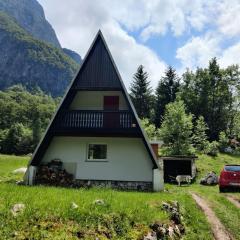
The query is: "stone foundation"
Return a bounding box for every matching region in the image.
[75,180,153,191]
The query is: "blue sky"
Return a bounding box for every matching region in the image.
[38,0,240,88]
[138,30,192,69]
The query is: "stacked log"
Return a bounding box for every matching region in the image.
[36,160,73,187]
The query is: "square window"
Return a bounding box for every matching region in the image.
[87,144,107,160]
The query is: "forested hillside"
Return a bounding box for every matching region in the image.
[0,85,57,155]
[0,0,82,65]
[0,12,78,97]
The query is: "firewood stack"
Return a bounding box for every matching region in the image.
[36,159,74,187]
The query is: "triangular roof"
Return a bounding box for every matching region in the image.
[28,30,159,169]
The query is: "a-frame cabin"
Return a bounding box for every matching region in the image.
[24,31,163,191]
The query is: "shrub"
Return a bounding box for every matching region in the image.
[1,123,33,155]
[205,141,219,156]
[141,118,158,140]
[218,131,229,152]
[0,129,8,152]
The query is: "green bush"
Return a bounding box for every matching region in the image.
[0,123,33,155]
[0,86,57,154]
[218,131,229,152]
[140,118,158,140]
[205,141,219,156]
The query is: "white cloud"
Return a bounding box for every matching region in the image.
[38,0,240,81]
[175,0,240,71]
[38,0,166,89]
[217,0,240,37]
[219,43,240,67]
[140,0,214,41]
[176,34,221,70]
[176,32,240,72]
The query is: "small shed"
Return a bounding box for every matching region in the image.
[160,156,197,182]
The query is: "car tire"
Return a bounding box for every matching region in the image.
[219,186,225,193]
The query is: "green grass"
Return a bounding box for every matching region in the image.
[0,154,213,239]
[1,153,240,239]
[196,153,240,178]
[191,153,240,239]
[0,154,28,182]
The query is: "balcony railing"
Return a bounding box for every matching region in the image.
[55,110,136,129]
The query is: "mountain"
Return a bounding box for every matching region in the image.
[0,0,81,64]
[63,48,82,64]
[0,11,78,97]
[0,0,61,48]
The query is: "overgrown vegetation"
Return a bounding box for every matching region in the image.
[0,85,57,155]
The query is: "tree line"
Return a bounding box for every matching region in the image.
[130,58,240,156]
[130,58,240,143]
[0,85,58,155]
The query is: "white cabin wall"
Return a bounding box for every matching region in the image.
[70,91,128,110]
[41,137,153,182]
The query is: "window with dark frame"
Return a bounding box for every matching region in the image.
[87,144,107,160]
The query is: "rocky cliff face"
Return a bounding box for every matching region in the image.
[0,12,78,97]
[0,0,61,48]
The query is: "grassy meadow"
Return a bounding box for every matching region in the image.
[0,154,239,239]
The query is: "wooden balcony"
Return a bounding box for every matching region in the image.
[53,110,140,136]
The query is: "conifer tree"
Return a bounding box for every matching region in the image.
[130,65,153,119]
[154,66,179,127]
[192,116,209,152]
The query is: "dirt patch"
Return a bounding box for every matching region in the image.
[226,195,240,209]
[191,193,233,240]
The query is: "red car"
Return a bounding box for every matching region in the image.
[219,165,240,192]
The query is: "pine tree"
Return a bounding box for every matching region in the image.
[208,58,231,140]
[154,66,180,128]
[192,116,209,152]
[130,65,153,119]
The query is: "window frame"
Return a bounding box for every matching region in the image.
[86,143,108,162]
